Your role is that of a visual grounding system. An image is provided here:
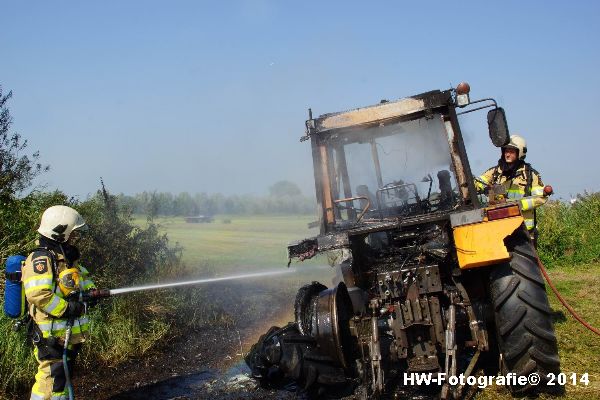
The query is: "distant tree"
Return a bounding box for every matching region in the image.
[194,192,209,214]
[204,194,218,215]
[211,193,225,214]
[269,180,302,198]
[115,193,139,214]
[146,191,160,221]
[157,192,174,215]
[77,188,182,287]
[0,86,48,202]
[174,192,195,216]
[224,197,235,214]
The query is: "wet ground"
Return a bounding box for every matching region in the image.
[73,270,332,400]
[56,269,452,400]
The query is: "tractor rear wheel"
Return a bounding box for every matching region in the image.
[488,228,562,395]
[294,281,327,335]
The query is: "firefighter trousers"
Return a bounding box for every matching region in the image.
[30,338,80,400]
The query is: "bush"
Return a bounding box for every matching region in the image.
[0,191,71,261]
[0,319,37,394]
[76,190,182,289]
[537,192,600,267]
[0,86,192,397]
[0,188,187,397]
[0,87,48,203]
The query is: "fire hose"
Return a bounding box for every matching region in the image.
[535,255,600,337]
[63,319,75,400]
[53,269,293,399]
[81,257,599,339]
[478,182,600,337]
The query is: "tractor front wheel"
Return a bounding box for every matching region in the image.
[488,228,562,396]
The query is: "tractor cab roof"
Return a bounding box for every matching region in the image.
[305,90,454,138]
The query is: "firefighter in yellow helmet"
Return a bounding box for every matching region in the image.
[21,205,96,400]
[475,134,548,245]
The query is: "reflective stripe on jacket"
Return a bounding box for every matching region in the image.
[22,249,96,344]
[477,163,546,230]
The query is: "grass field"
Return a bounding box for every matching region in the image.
[136,215,322,273]
[476,262,600,400]
[134,214,334,320]
[140,214,600,399]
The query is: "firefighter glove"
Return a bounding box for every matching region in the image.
[83,292,99,308]
[62,300,86,318]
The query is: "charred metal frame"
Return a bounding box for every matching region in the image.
[246,86,540,400]
[304,89,480,234]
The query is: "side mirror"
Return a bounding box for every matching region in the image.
[487,107,510,147]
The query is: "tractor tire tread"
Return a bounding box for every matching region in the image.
[524,320,558,343]
[510,252,545,286]
[489,229,561,396]
[517,289,552,314]
[518,359,538,376]
[503,334,532,362]
[493,276,520,311]
[498,305,526,336]
[529,347,561,367]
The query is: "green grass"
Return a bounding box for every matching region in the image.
[474,262,600,400]
[135,215,322,273]
[3,214,599,399]
[133,214,334,321]
[80,295,173,365]
[0,319,37,394]
[145,214,600,399]
[545,263,600,399]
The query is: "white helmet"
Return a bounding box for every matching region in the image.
[38,205,87,242]
[503,134,527,160]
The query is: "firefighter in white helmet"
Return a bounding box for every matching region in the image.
[21,205,96,400]
[476,134,548,245]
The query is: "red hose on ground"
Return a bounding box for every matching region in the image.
[535,256,600,337]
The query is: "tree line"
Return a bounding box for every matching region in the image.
[116,183,315,217]
[0,85,192,396]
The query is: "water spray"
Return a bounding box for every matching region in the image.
[82,269,294,301]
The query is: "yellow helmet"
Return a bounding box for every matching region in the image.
[502,134,527,160]
[38,205,87,243]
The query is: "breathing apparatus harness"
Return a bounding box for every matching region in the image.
[490,160,538,235]
[490,160,534,195]
[27,245,63,341]
[28,242,82,400]
[4,245,61,333]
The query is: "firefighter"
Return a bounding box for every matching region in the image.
[476,134,547,245]
[22,205,96,400]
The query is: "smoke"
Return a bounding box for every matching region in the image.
[337,115,455,200]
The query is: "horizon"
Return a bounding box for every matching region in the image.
[3,1,599,201]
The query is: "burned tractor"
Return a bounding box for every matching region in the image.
[246,84,560,398]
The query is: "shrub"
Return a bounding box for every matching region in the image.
[0,87,190,397]
[537,192,600,267]
[0,187,186,397]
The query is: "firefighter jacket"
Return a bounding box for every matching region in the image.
[22,247,95,344]
[476,162,546,231]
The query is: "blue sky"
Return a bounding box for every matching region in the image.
[3,1,599,200]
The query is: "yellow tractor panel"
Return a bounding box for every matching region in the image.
[453,216,524,269]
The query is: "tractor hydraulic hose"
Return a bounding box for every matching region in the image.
[535,256,600,337]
